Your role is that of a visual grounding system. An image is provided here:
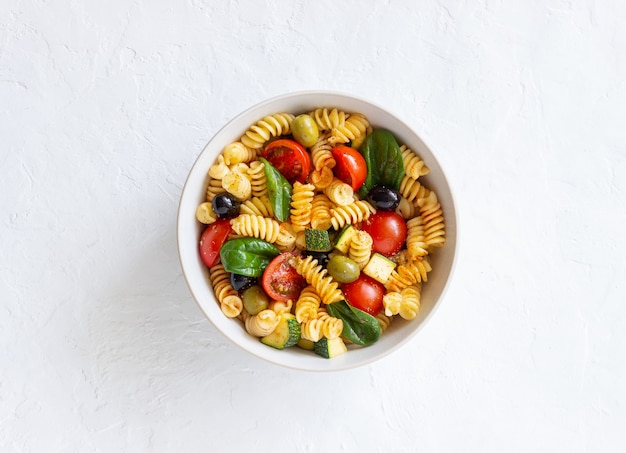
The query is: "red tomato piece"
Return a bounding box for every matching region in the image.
[261,139,311,184]
[342,274,385,316]
[199,219,233,268]
[262,252,307,302]
[331,146,367,190]
[360,211,408,257]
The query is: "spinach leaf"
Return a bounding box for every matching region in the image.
[260,157,292,222]
[326,300,381,346]
[357,129,405,198]
[219,237,280,277]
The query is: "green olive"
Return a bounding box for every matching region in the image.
[242,284,269,315]
[291,114,319,148]
[327,255,360,283]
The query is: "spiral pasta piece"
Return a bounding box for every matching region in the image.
[290,182,315,232]
[383,291,402,317]
[240,113,295,149]
[244,309,280,337]
[324,178,354,206]
[348,230,373,269]
[269,299,293,314]
[406,216,428,259]
[195,201,217,224]
[209,154,230,180]
[230,214,281,243]
[330,200,375,230]
[418,191,446,249]
[239,195,274,218]
[295,285,321,324]
[301,307,343,341]
[310,193,334,230]
[395,196,418,220]
[222,170,252,201]
[276,222,297,252]
[329,113,370,145]
[206,178,226,201]
[289,255,344,305]
[398,285,421,320]
[209,264,243,318]
[223,141,256,165]
[399,175,430,205]
[309,108,347,132]
[247,160,268,197]
[375,310,394,332]
[310,166,334,190]
[400,145,430,180]
[385,258,431,292]
[310,133,336,170]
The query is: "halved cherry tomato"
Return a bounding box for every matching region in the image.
[261,252,307,302]
[331,146,367,190]
[261,139,311,184]
[199,219,232,268]
[360,211,407,257]
[342,274,385,316]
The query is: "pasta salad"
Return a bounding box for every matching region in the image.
[196,108,446,359]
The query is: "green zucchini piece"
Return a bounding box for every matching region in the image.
[305,228,332,252]
[314,337,348,359]
[362,253,397,284]
[334,224,357,253]
[261,313,301,349]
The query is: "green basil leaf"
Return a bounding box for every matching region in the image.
[259,157,292,222]
[219,237,280,277]
[326,300,381,346]
[357,129,405,198]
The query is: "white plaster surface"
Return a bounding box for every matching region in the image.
[2,0,625,451]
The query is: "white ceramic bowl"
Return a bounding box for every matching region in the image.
[177,91,458,372]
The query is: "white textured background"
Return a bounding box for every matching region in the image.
[2,0,625,452]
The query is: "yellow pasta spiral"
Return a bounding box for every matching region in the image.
[244,309,280,337]
[375,310,394,332]
[206,178,225,202]
[385,258,431,292]
[195,201,217,224]
[399,175,430,205]
[309,108,347,132]
[310,133,336,170]
[398,285,421,320]
[230,214,281,243]
[240,113,295,149]
[239,195,274,218]
[301,307,343,341]
[208,154,230,179]
[348,230,373,269]
[247,160,268,197]
[295,285,321,324]
[400,145,430,180]
[209,264,243,318]
[395,196,418,220]
[310,166,334,190]
[406,216,428,259]
[330,200,375,230]
[324,178,354,206]
[276,222,297,252]
[310,193,334,230]
[290,182,315,232]
[418,191,446,249]
[222,170,252,201]
[289,255,344,306]
[223,141,257,165]
[329,113,370,145]
[383,291,402,317]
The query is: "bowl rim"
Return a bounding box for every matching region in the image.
[176,89,459,371]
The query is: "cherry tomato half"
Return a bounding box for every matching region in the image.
[331,146,367,190]
[360,211,408,257]
[199,219,233,268]
[261,252,307,302]
[261,139,311,184]
[342,274,385,316]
